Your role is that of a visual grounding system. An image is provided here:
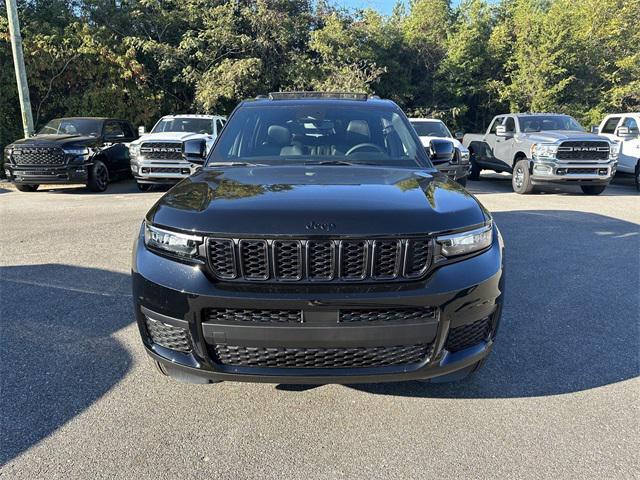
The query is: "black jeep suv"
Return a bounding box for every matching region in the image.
[4,117,136,192]
[132,92,505,384]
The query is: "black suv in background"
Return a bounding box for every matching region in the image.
[132,92,505,385]
[4,117,136,192]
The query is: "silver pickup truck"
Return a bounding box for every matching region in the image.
[462,113,619,194]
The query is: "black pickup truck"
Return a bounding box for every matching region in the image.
[4,117,136,192]
[132,92,505,385]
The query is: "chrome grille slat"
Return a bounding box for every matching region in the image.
[206,237,432,283]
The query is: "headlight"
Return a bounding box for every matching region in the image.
[437,224,493,257]
[531,143,558,160]
[63,147,89,156]
[4,147,12,161]
[144,223,203,258]
[609,141,621,161]
[459,150,470,164]
[129,144,140,160]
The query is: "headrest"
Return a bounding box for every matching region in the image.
[267,125,291,146]
[346,120,370,138]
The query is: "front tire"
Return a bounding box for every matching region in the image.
[580,185,606,195]
[635,161,640,192]
[87,160,109,192]
[512,159,534,194]
[468,151,481,180]
[15,184,39,192]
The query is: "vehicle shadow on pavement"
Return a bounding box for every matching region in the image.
[349,210,639,398]
[0,264,133,464]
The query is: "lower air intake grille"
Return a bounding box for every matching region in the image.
[339,307,437,323]
[212,344,431,368]
[446,317,491,352]
[205,308,302,324]
[145,317,191,352]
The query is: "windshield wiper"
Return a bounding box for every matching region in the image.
[304,160,378,166]
[207,162,269,167]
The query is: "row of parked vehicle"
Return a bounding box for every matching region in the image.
[3,108,639,194]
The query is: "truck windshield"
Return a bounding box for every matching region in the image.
[209,104,430,168]
[410,120,452,138]
[519,115,585,133]
[38,118,102,137]
[152,118,213,135]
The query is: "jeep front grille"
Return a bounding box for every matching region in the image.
[12,147,65,166]
[205,308,303,324]
[139,142,183,160]
[339,307,437,323]
[211,344,431,368]
[206,237,433,283]
[145,317,192,352]
[556,141,609,161]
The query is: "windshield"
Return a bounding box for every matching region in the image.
[209,104,430,168]
[152,118,213,135]
[410,120,452,138]
[38,118,102,137]
[519,115,585,133]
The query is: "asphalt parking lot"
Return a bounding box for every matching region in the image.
[1,174,638,479]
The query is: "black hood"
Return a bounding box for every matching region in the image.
[147,166,489,236]
[10,134,99,148]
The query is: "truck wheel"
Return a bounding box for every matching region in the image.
[580,185,606,195]
[468,151,481,180]
[512,159,534,194]
[137,182,153,192]
[87,160,109,192]
[15,184,39,192]
[635,161,640,192]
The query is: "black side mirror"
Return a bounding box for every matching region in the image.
[183,139,207,164]
[429,139,455,164]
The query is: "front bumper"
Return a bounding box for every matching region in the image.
[6,164,89,185]
[435,162,470,181]
[131,159,199,184]
[132,226,505,384]
[530,159,617,185]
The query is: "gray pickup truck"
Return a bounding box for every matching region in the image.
[462,113,619,194]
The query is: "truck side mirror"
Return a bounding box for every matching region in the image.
[454,131,464,141]
[183,139,207,164]
[616,126,631,137]
[138,126,146,136]
[429,139,455,165]
[590,126,599,134]
[495,125,508,137]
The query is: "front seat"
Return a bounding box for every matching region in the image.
[261,125,303,156]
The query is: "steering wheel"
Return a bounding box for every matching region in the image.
[345,143,386,156]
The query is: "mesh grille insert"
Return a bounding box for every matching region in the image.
[239,240,269,279]
[339,307,437,323]
[145,317,191,352]
[372,240,401,278]
[204,308,302,324]
[12,147,65,166]
[340,241,367,279]
[208,239,237,279]
[308,241,335,280]
[273,241,302,280]
[212,344,431,368]
[405,239,431,277]
[446,317,491,352]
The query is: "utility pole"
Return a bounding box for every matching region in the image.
[6,0,34,138]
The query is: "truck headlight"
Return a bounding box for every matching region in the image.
[459,150,470,164]
[531,143,558,160]
[144,223,203,258]
[129,144,140,160]
[437,224,493,257]
[63,147,89,156]
[609,141,621,161]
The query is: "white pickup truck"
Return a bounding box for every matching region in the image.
[128,114,226,190]
[595,113,640,191]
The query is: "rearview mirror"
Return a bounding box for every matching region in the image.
[183,139,207,164]
[454,131,464,141]
[429,139,455,164]
[590,126,599,134]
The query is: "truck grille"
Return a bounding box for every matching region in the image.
[212,344,431,368]
[140,142,183,160]
[445,317,491,352]
[206,237,433,283]
[11,147,65,166]
[145,317,192,352]
[339,307,437,323]
[205,308,302,324]
[556,141,609,161]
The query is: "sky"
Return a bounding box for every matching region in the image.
[334,0,474,15]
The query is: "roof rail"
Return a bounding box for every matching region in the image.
[267,91,369,101]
